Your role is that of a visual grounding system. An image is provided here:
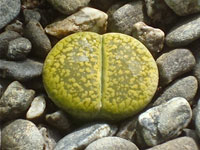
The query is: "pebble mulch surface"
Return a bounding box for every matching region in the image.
[1,0,200,150]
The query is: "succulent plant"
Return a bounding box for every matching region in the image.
[43,32,158,121]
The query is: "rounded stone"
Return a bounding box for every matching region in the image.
[1,119,45,150]
[85,137,139,150]
[43,32,158,121]
[0,0,21,30]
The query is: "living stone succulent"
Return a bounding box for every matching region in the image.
[43,32,158,121]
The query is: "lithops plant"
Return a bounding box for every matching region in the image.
[43,32,158,121]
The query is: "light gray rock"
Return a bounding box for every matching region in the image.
[45,7,108,38]
[108,0,145,35]
[164,0,200,16]
[146,137,198,150]
[0,0,21,30]
[2,119,45,150]
[0,31,21,58]
[137,97,192,146]
[45,110,71,131]
[26,95,46,120]
[23,9,41,23]
[166,14,200,47]
[0,59,43,81]
[144,0,178,26]
[24,19,51,58]
[0,81,35,121]
[85,137,139,150]
[47,0,90,15]
[7,37,32,60]
[153,76,198,106]
[182,129,200,144]
[156,48,196,86]
[5,20,23,34]
[54,123,117,150]
[132,22,165,55]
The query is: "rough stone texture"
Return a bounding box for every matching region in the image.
[45,110,71,131]
[116,116,138,141]
[5,20,23,34]
[26,95,46,120]
[2,119,45,150]
[54,123,117,150]
[195,99,200,138]
[164,0,200,16]
[7,37,32,60]
[153,76,198,106]
[45,7,108,38]
[85,137,139,150]
[0,0,21,30]
[0,81,35,121]
[0,59,43,81]
[108,0,145,35]
[24,19,51,58]
[166,14,200,47]
[132,22,165,55]
[156,48,196,86]
[23,9,41,23]
[0,31,21,58]
[146,137,199,150]
[144,0,178,27]
[47,0,90,15]
[137,97,192,146]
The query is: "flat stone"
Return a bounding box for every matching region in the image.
[7,37,32,60]
[0,0,21,30]
[45,7,108,38]
[24,19,51,58]
[108,0,145,35]
[0,31,21,58]
[45,110,71,131]
[23,9,41,23]
[2,119,45,150]
[0,81,35,121]
[146,137,199,150]
[153,76,198,106]
[164,0,200,16]
[85,137,139,150]
[0,59,43,81]
[132,22,165,55]
[166,14,200,47]
[47,0,90,15]
[137,97,192,146]
[26,95,46,120]
[156,48,196,86]
[54,123,117,150]
[144,0,177,26]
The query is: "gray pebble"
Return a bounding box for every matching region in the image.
[45,110,71,131]
[156,48,196,86]
[146,137,199,150]
[85,137,139,150]
[24,19,51,58]
[137,97,192,146]
[153,76,198,106]
[23,9,41,23]
[195,99,200,138]
[0,0,21,30]
[26,95,46,120]
[0,31,21,58]
[132,22,165,54]
[108,0,145,35]
[192,40,200,83]
[5,20,23,34]
[7,37,32,60]
[0,59,43,81]
[164,0,200,16]
[55,123,117,150]
[144,0,178,26]
[0,81,35,121]
[2,119,45,150]
[47,0,90,15]
[166,14,200,47]
[182,128,200,144]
